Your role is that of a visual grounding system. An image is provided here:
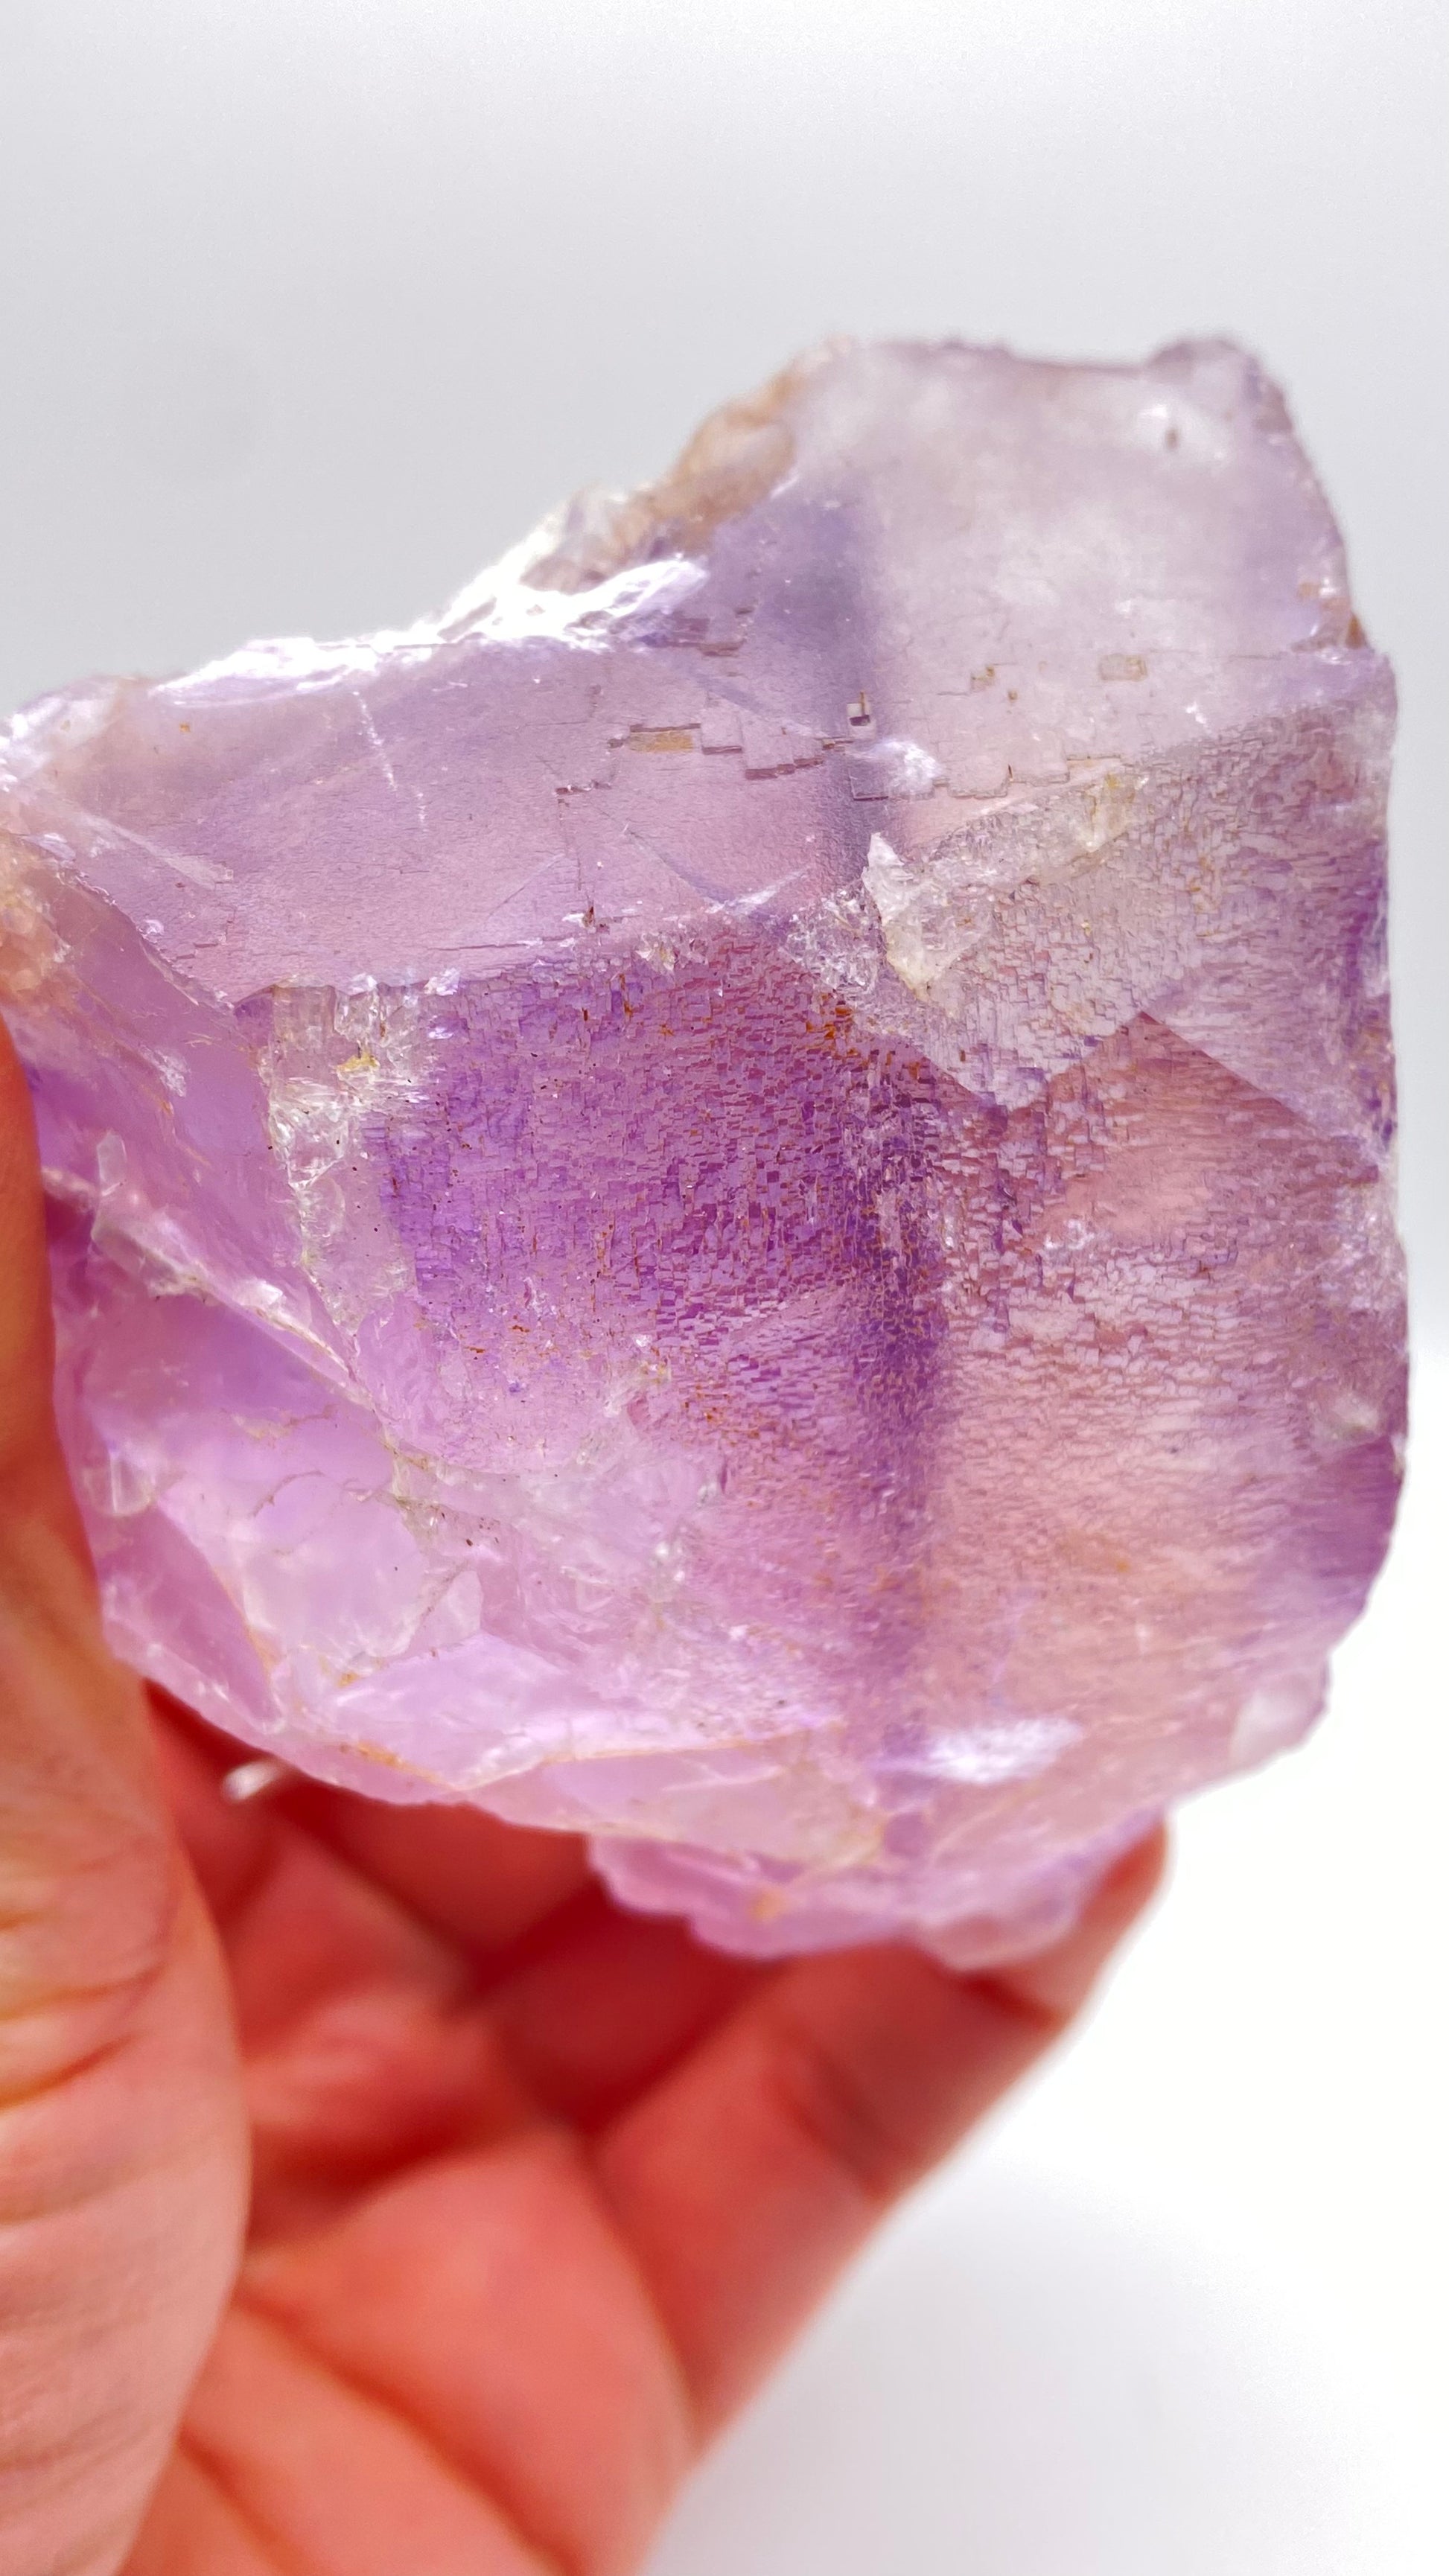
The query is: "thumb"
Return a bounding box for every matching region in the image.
[0,1012,91,1564]
[0,1020,246,2576]
[0,1017,168,2061]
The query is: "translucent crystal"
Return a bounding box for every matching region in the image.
[0,339,1404,1961]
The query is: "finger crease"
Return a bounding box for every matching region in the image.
[174,2433,319,2576]
[759,2017,917,2210]
[230,2288,570,2576]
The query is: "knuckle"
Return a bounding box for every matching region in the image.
[765,2010,921,2207]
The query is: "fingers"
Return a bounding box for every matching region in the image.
[155,1699,594,1963]
[482,1884,760,2129]
[281,1788,593,1962]
[242,2137,695,2576]
[592,1830,1166,2432]
[158,1674,1165,2274]
[147,1700,290,1932]
[129,2302,556,2576]
[153,1713,768,2220]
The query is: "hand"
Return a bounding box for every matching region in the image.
[0,1027,1165,2576]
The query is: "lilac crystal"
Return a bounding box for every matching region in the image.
[0,340,1404,1962]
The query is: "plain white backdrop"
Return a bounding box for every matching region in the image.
[2,7,1445,2567]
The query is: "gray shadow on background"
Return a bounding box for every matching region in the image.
[645,2164,1386,2576]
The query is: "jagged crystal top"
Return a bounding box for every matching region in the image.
[2,338,1368,1001]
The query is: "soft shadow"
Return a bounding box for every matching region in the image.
[645,2157,1390,2576]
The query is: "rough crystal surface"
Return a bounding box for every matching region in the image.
[0,339,1404,1962]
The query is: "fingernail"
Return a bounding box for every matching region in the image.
[220,1756,293,1805]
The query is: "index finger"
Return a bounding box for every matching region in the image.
[591,1827,1168,2433]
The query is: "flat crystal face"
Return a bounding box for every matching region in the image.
[0,337,1404,1960]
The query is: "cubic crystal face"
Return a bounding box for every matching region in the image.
[0,339,1404,1961]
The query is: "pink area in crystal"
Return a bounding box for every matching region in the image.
[0,339,1404,1961]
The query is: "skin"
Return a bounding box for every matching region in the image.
[0,1024,1165,2576]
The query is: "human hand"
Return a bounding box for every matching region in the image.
[0,1027,1165,2576]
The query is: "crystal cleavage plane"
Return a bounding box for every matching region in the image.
[0,339,1405,1962]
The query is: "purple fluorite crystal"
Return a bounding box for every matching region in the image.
[0,340,1404,1961]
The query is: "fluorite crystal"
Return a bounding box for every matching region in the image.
[0,339,1404,1963]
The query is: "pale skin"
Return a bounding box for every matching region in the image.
[0,1024,1165,2576]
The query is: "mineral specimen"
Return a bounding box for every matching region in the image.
[0,339,1404,1963]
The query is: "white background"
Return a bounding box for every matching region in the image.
[2,7,1445,2568]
